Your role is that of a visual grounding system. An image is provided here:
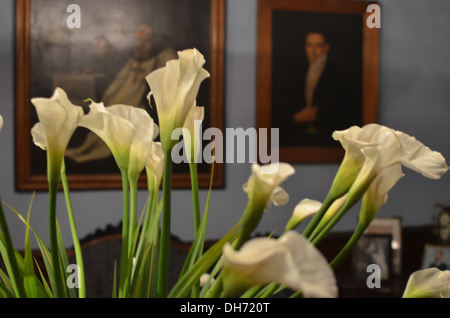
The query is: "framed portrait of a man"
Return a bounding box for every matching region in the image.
[15,0,224,190]
[257,0,379,163]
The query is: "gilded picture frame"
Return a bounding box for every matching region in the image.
[15,0,225,190]
[257,0,379,163]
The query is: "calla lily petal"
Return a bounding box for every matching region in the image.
[222,231,338,298]
[31,123,47,151]
[239,163,295,245]
[105,105,159,179]
[200,273,216,288]
[80,102,159,176]
[244,163,295,205]
[285,199,322,230]
[31,88,84,151]
[270,186,289,207]
[331,124,447,215]
[313,194,348,234]
[146,141,165,189]
[79,102,136,170]
[293,199,322,220]
[394,131,448,179]
[335,124,447,183]
[403,268,450,298]
[183,105,204,162]
[359,164,404,226]
[31,87,84,182]
[146,48,210,151]
[0,114,3,133]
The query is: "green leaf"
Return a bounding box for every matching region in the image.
[148,232,160,298]
[112,261,117,298]
[56,221,76,298]
[198,256,224,298]
[23,195,38,298]
[168,222,240,298]
[34,258,53,298]
[0,199,26,297]
[0,280,11,298]
[179,161,216,280]
[0,268,15,298]
[2,201,55,297]
[129,196,162,297]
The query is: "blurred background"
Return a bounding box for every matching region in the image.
[1,0,450,252]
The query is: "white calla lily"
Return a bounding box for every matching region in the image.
[79,102,135,170]
[146,48,210,152]
[182,105,204,163]
[30,87,84,297]
[111,105,159,180]
[332,124,447,197]
[334,124,448,211]
[31,87,84,183]
[343,124,446,180]
[327,125,380,198]
[238,163,295,247]
[269,186,290,207]
[359,164,404,226]
[200,273,216,288]
[0,114,3,133]
[145,141,164,190]
[403,268,450,298]
[306,124,447,242]
[285,199,322,231]
[243,163,295,207]
[311,194,348,238]
[79,102,158,175]
[222,231,338,298]
[31,123,47,150]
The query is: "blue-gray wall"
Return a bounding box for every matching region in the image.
[1,0,450,249]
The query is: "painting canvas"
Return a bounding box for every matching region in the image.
[257,0,379,163]
[271,10,363,147]
[16,0,224,190]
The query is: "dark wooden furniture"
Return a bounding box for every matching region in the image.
[3,225,436,298]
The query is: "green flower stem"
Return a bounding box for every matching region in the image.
[0,197,26,298]
[310,201,353,246]
[46,154,66,298]
[257,282,279,298]
[205,273,223,298]
[235,200,267,251]
[289,290,303,298]
[60,164,85,298]
[240,285,263,298]
[330,224,366,269]
[48,181,65,298]
[158,151,173,298]
[188,162,201,298]
[119,168,130,298]
[135,177,158,257]
[310,175,375,246]
[302,194,335,239]
[189,162,201,235]
[128,176,139,253]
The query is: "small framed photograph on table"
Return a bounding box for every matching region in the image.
[352,234,393,282]
[422,244,450,271]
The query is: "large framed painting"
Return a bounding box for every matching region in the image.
[15,0,225,190]
[257,0,379,163]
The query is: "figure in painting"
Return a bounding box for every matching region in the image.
[292,31,350,138]
[428,250,449,271]
[66,24,177,163]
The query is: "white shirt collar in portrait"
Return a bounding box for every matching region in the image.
[305,54,327,108]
